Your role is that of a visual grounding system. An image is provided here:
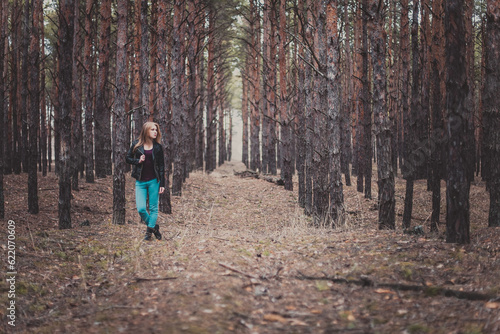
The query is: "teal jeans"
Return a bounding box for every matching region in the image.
[135,179,160,228]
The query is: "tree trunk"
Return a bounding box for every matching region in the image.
[326,0,344,224]
[242,61,249,168]
[172,0,186,194]
[341,0,352,187]
[195,25,205,170]
[28,0,41,214]
[421,0,431,190]
[113,0,128,225]
[132,0,142,136]
[388,0,398,176]
[157,0,172,214]
[40,3,47,177]
[445,0,470,244]
[94,0,112,178]
[58,0,75,229]
[464,0,475,184]
[140,0,150,122]
[304,0,313,215]
[483,0,500,227]
[250,0,261,172]
[430,0,445,232]
[261,0,270,174]
[279,0,292,190]
[313,0,329,225]
[149,0,158,120]
[296,0,306,206]
[361,0,372,199]
[71,0,82,191]
[83,0,95,183]
[187,0,197,172]
[206,8,216,172]
[268,0,277,175]
[368,0,395,229]
[218,68,226,166]
[21,0,29,174]
[401,0,413,230]
[11,0,21,175]
[354,2,364,192]
[4,1,12,176]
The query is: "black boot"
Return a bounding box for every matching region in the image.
[144,227,155,241]
[153,224,162,240]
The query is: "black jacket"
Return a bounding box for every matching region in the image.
[126,139,165,188]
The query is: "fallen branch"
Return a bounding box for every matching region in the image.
[234,170,259,178]
[134,276,178,283]
[295,272,498,302]
[219,263,259,279]
[234,170,285,186]
[260,175,285,186]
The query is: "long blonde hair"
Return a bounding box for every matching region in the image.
[133,121,162,152]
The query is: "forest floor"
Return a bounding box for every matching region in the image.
[1,161,500,334]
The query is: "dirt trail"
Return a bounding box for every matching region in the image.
[2,162,500,333]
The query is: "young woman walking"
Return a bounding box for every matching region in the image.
[126,122,166,240]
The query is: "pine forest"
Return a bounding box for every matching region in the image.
[0,0,499,332]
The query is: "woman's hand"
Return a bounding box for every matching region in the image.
[159,187,165,194]
[139,154,145,163]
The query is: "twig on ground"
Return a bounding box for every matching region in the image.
[219,263,259,279]
[295,271,498,302]
[134,276,178,283]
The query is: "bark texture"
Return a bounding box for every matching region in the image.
[113,0,128,225]
[326,0,344,224]
[58,0,75,229]
[94,0,112,178]
[368,0,395,229]
[483,0,500,227]
[445,0,470,243]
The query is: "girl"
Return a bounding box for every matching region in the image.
[126,122,166,240]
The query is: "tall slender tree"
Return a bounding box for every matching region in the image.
[58,0,75,229]
[430,0,445,232]
[401,0,414,230]
[206,7,217,172]
[241,58,249,167]
[28,0,42,214]
[11,0,21,175]
[94,0,112,178]
[249,0,261,172]
[112,0,129,225]
[83,0,95,183]
[368,0,395,229]
[353,2,364,192]
[483,0,500,227]
[445,0,470,243]
[40,1,47,177]
[171,0,186,194]
[268,0,278,175]
[326,0,344,223]
[313,0,330,224]
[361,0,371,199]
[20,0,29,173]
[296,0,307,206]
[158,0,172,214]
[341,0,352,187]
[71,0,82,191]
[140,0,150,122]
[279,0,292,190]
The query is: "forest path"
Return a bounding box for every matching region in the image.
[5,163,500,333]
